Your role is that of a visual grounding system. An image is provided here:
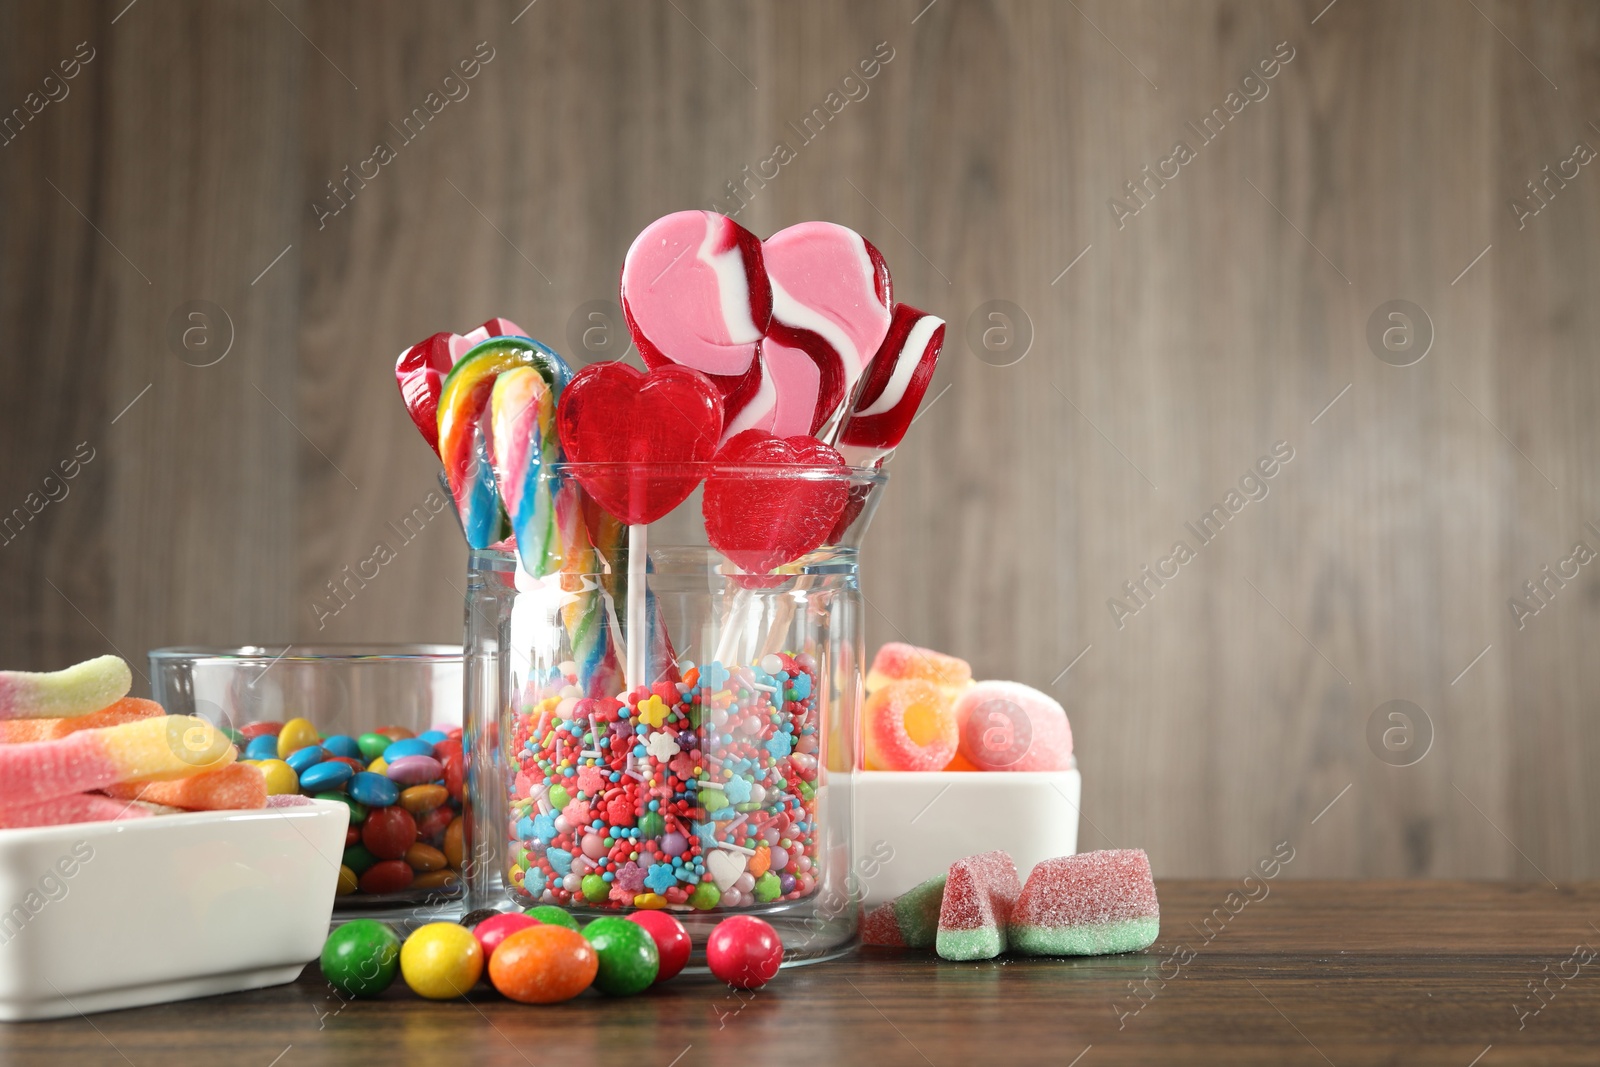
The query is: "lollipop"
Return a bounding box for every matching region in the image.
[837,303,944,466]
[490,367,561,577]
[558,361,722,690]
[702,430,849,575]
[395,318,530,455]
[754,222,892,439]
[438,336,569,549]
[621,210,771,429]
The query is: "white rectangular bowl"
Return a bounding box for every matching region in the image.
[0,800,349,1021]
[854,768,1081,905]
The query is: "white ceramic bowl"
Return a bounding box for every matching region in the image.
[853,767,1081,905]
[0,800,349,1021]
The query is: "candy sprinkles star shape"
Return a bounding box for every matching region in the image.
[723,775,753,805]
[764,732,793,759]
[637,694,670,728]
[645,731,681,762]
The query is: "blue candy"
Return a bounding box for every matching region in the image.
[417,729,449,745]
[285,745,327,774]
[347,771,400,808]
[320,734,362,760]
[244,735,279,761]
[382,737,434,762]
[298,761,353,793]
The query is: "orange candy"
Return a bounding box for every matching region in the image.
[0,697,164,744]
[863,679,958,772]
[748,845,771,878]
[103,762,268,810]
[865,642,972,695]
[443,816,465,868]
[405,842,448,872]
[488,925,598,1003]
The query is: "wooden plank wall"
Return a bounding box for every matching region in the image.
[1,0,1596,880]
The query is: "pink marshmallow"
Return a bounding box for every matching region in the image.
[952,680,1073,772]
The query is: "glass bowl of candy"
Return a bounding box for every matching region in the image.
[462,461,884,968]
[148,644,466,924]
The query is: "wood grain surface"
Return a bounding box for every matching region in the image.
[1,1,1597,880]
[4,881,1599,1065]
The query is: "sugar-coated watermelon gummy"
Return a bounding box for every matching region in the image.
[861,873,946,949]
[935,850,1020,961]
[1009,849,1159,957]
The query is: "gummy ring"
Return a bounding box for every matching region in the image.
[863,679,957,772]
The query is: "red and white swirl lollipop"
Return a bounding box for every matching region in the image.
[837,303,945,467]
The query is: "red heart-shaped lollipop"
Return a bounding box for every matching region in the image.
[702,430,849,574]
[556,362,724,525]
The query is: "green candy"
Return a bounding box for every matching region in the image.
[582,874,609,903]
[548,784,571,809]
[355,732,390,763]
[698,788,727,814]
[583,916,659,996]
[637,812,665,839]
[320,919,401,998]
[319,792,367,825]
[342,843,377,875]
[524,904,580,930]
[753,872,782,902]
[689,882,721,910]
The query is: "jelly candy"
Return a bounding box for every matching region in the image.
[1010,849,1160,957]
[862,679,958,772]
[936,850,1020,961]
[866,642,972,694]
[0,655,131,720]
[861,873,946,949]
[953,680,1073,772]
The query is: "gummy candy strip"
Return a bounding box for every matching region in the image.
[1010,850,1160,957]
[0,792,154,829]
[103,761,268,811]
[0,696,163,743]
[0,655,132,721]
[0,715,235,807]
[838,305,945,466]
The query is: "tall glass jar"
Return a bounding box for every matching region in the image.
[463,462,882,967]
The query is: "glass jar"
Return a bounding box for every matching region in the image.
[463,462,883,967]
[149,645,465,925]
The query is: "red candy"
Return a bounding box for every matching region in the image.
[626,910,692,983]
[556,362,725,525]
[394,318,530,455]
[706,915,783,989]
[838,304,945,465]
[362,806,418,860]
[239,721,283,740]
[358,859,415,895]
[473,912,540,960]
[701,431,848,574]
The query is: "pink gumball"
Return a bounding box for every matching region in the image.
[472,912,539,960]
[627,910,692,983]
[707,915,783,990]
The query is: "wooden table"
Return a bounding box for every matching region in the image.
[5,882,1597,1066]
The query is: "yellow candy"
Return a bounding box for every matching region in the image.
[399,784,447,815]
[633,893,667,909]
[255,758,299,796]
[400,922,482,999]
[368,756,388,776]
[276,717,321,759]
[336,865,358,895]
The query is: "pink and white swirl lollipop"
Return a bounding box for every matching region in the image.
[621,210,772,414]
[732,222,893,441]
